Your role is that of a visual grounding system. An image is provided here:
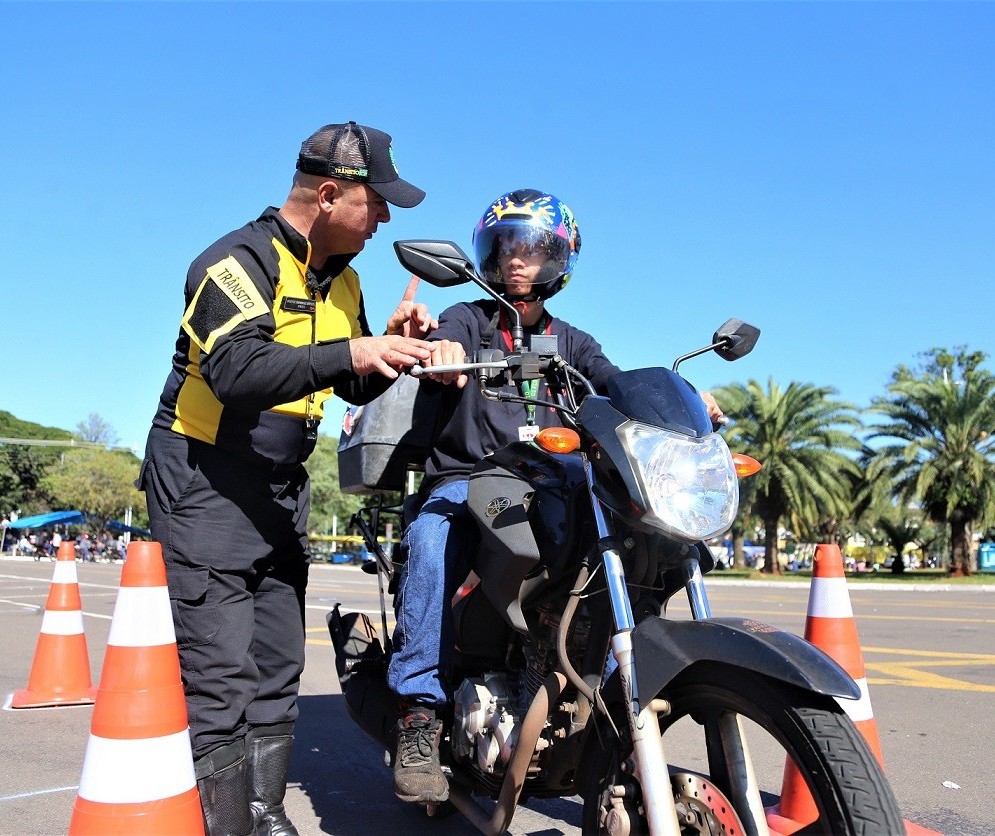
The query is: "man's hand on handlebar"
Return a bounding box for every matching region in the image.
[349,336,433,379]
[421,340,470,388]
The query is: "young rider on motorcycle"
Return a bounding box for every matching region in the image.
[386,189,723,804]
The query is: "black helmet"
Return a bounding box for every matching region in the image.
[471,189,581,301]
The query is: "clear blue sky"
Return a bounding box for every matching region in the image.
[1,2,991,452]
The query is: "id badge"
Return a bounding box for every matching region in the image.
[518,425,539,442]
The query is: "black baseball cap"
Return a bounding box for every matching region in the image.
[296,121,425,208]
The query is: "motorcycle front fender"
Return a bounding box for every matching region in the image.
[631,615,860,702]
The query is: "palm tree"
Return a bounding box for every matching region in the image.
[867,348,995,577]
[851,456,925,574]
[715,379,863,575]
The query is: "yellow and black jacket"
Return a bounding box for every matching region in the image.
[152,207,393,467]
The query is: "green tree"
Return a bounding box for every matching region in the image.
[0,411,71,515]
[867,348,995,577]
[714,379,863,575]
[40,447,143,520]
[307,435,367,535]
[727,478,762,569]
[852,452,933,574]
[0,446,57,516]
[75,413,119,447]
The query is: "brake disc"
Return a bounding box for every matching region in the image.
[670,772,747,835]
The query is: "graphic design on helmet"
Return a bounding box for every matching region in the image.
[472,189,581,302]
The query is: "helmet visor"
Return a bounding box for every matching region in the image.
[474,224,570,289]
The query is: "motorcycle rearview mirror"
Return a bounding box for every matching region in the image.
[392,240,474,288]
[712,319,761,362]
[393,239,526,351]
[672,318,761,372]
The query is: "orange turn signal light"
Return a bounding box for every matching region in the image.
[535,427,581,453]
[732,453,763,478]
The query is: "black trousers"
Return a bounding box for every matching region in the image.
[140,428,310,759]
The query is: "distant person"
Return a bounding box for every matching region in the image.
[139,121,434,836]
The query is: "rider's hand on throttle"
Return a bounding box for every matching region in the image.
[422,340,469,389]
[349,335,432,379]
[701,391,725,425]
[385,276,438,339]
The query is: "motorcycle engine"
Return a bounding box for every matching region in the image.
[452,673,519,774]
[451,603,592,779]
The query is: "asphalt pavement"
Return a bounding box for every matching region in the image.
[1,555,993,835]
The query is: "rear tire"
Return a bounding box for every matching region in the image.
[582,663,903,835]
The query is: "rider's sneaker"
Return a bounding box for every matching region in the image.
[393,705,449,803]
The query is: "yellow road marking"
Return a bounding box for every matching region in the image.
[732,608,995,625]
[863,646,995,661]
[861,645,995,692]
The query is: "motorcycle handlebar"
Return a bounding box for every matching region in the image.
[408,348,591,422]
[409,360,509,377]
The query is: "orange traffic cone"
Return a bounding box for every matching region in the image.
[804,543,885,762]
[69,540,204,835]
[767,543,940,836]
[11,540,97,708]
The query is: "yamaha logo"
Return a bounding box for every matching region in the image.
[485,497,512,517]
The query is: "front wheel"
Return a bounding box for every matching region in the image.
[581,663,903,835]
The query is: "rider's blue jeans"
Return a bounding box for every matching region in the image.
[387,480,475,708]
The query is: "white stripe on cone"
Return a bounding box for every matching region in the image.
[807,577,854,618]
[77,730,197,804]
[836,676,875,722]
[39,609,85,635]
[52,562,80,583]
[107,587,177,647]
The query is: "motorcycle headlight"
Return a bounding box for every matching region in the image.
[617,421,739,541]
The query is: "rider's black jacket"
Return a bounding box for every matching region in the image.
[422,300,619,491]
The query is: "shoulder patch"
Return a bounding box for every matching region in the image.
[181,256,269,353]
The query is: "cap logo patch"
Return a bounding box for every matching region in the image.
[388,145,399,174]
[331,164,369,179]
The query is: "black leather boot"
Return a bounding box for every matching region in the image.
[247,724,299,836]
[195,741,255,836]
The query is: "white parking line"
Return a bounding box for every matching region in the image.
[0,599,40,611]
[0,785,79,801]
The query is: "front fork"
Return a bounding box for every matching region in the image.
[585,458,682,836]
[585,458,768,836]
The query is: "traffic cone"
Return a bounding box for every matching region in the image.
[766,543,940,836]
[804,543,885,763]
[11,540,97,708]
[69,540,204,835]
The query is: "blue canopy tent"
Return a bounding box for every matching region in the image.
[4,510,150,537]
[105,519,152,537]
[6,510,87,529]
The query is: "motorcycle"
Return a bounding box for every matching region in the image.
[328,239,903,835]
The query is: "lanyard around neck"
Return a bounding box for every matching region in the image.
[498,309,552,426]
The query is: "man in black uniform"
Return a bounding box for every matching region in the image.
[140,122,433,836]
